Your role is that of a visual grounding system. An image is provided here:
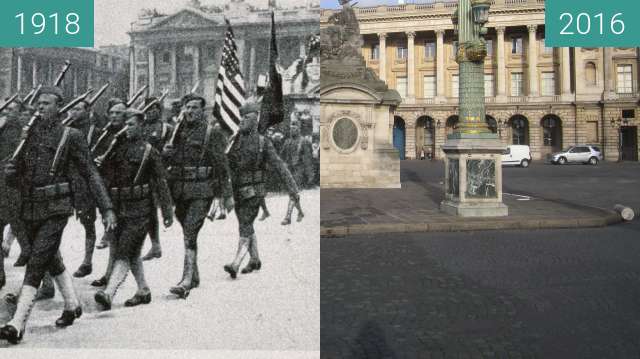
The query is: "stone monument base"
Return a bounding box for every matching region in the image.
[440,136,508,217]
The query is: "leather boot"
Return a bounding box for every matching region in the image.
[242,234,262,274]
[127,257,151,307]
[225,237,249,279]
[53,271,82,327]
[170,249,195,298]
[95,260,128,310]
[281,199,295,225]
[0,285,37,344]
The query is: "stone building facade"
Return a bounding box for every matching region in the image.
[321,0,640,162]
[0,47,129,115]
[128,0,320,134]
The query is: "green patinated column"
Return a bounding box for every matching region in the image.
[451,0,493,139]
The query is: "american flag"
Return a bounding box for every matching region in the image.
[213,19,245,138]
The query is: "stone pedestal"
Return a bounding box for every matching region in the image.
[441,136,508,217]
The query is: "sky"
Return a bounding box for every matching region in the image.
[95,0,311,47]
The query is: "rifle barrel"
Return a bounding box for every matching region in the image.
[54,61,72,87]
[59,88,94,115]
[0,94,19,113]
[87,83,110,107]
[126,85,148,108]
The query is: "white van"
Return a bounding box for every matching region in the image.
[502,145,531,167]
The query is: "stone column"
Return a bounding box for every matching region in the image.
[574,47,584,94]
[436,29,445,102]
[249,43,256,87]
[378,32,387,83]
[73,69,78,96]
[561,46,571,98]
[170,45,177,96]
[300,40,306,58]
[406,31,416,103]
[88,70,93,90]
[129,46,135,94]
[148,48,156,94]
[16,55,23,93]
[193,45,200,90]
[32,60,38,88]
[496,26,506,100]
[527,25,539,97]
[603,47,613,97]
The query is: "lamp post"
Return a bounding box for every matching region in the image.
[440,0,508,217]
[610,117,628,161]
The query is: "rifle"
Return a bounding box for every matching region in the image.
[126,85,148,108]
[11,88,94,162]
[62,83,110,126]
[139,90,169,112]
[27,84,42,106]
[54,61,72,87]
[166,82,200,147]
[0,94,19,113]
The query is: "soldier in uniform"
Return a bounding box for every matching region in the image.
[67,101,103,278]
[0,87,116,344]
[162,94,233,298]
[94,109,173,310]
[279,114,314,225]
[166,100,182,127]
[140,97,174,261]
[223,100,300,279]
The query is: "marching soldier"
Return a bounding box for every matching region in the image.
[0,87,116,344]
[67,101,102,278]
[223,100,300,278]
[279,115,314,225]
[140,97,174,261]
[163,94,233,298]
[94,109,173,310]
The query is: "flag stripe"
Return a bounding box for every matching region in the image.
[213,20,245,136]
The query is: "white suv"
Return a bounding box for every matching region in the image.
[502,145,532,167]
[550,145,603,165]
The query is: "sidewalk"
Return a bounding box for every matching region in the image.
[321,175,621,237]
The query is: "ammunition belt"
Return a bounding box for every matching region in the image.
[29,183,71,201]
[169,166,214,181]
[109,184,150,201]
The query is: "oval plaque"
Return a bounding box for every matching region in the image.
[332,118,358,150]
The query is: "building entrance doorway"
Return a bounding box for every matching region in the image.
[620,126,638,161]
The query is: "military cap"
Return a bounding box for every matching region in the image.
[37,86,64,101]
[239,100,260,116]
[107,98,125,111]
[181,93,206,108]
[125,108,145,119]
[144,97,162,109]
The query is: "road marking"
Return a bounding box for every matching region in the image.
[504,193,533,201]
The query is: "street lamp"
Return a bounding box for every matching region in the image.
[471,0,491,24]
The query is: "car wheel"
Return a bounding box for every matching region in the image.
[558,157,567,165]
[589,157,598,165]
[520,159,530,168]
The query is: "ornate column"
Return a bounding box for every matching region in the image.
[496,26,506,100]
[148,48,156,94]
[170,45,177,96]
[16,55,23,93]
[32,60,38,88]
[406,31,416,102]
[527,25,539,97]
[378,32,387,83]
[436,29,446,101]
[193,45,200,89]
[561,46,571,98]
[249,43,256,87]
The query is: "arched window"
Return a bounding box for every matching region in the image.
[510,116,529,145]
[585,62,597,86]
[486,115,497,134]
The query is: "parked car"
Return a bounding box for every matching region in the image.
[502,145,532,167]
[550,145,603,165]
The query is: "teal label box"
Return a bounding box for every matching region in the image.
[546,0,639,47]
[0,0,94,48]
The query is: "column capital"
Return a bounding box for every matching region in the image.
[527,24,538,33]
[495,26,506,35]
[435,29,445,37]
[378,32,388,40]
[406,31,416,39]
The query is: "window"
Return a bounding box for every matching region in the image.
[511,37,523,55]
[371,44,379,60]
[585,62,597,86]
[396,76,407,98]
[542,117,559,146]
[484,74,494,97]
[617,64,633,94]
[511,72,523,96]
[622,109,635,119]
[486,39,493,57]
[451,74,459,97]
[511,117,528,145]
[424,41,436,59]
[541,72,556,96]
[397,46,407,60]
[423,75,436,98]
[162,52,171,63]
[541,38,553,55]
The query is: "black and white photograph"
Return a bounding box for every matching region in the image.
[0,0,320,357]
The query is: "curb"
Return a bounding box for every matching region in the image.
[320,210,622,237]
